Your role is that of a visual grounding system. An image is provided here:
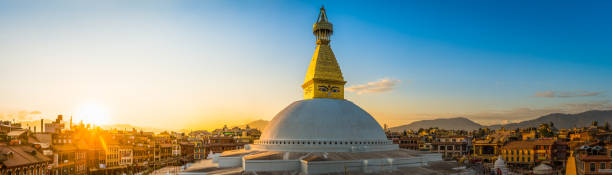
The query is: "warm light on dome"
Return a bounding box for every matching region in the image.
[75,104,110,125]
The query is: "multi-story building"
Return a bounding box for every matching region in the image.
[473,129,513,163]
[45,115,65,134]
[419,142,432,151]
[0,144,51,175]
[0,121,23,134]
[172,142,181,157]
[159,143,172,161]
[571,143,612,175]
[153,143,161,162]
[203,136,244,159]
[431,136,470,160]
[192,141,205,160]
[85,145,104,173]
[397,136,420,150]
[179,142,194,162]
[51,144,87,175]
[501,139,568,169]
[118,147,133,166]
[132,144,148,166]
[75,146,87,174]
[103,139,120,168]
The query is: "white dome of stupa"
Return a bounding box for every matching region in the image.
[252,98,397,152]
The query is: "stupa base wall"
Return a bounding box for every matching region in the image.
[249,143,399,152]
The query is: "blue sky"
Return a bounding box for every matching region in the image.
[0,0,610,129]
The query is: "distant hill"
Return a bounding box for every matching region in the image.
[487,110,612,129]
[235,120,269,130]
[389,110,612,132]
[389,117,482,132]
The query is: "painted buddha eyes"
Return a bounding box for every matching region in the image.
[318,85,339,93]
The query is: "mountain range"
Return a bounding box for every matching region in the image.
[235,119,270,130]
[485,110,612,130]
[389,110,612,132]
[388,117,482,132]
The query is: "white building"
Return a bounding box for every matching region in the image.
[118,148,133,166]
[172,142,181,157]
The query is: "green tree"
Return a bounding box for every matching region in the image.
[537,124,554,138]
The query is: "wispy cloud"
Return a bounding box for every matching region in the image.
[345,78,402,95]
[0,110,46,121]
[534,90,603,98]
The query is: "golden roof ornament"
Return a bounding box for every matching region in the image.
[302,6,346,100]
[313,6,333,45]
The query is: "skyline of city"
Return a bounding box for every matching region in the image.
[1,1,611,131]
[0,2,611,175]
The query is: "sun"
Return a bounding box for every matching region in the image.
[75,104,110,125]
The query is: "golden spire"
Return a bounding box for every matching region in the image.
[302,6,346,99]
[313,6,332,45]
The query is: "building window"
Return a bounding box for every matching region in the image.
[601,163,606,169]
[590,163,596,172]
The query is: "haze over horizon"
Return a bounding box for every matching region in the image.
[1,1,611,131]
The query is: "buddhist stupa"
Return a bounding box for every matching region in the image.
[251,6,395,153]
[184,7,446,175]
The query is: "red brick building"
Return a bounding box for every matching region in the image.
[0,144,51,175]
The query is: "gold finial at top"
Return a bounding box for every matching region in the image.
[313,6,333,45]
[316,6,329,23]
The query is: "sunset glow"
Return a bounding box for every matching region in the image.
[0,1,610,131]
[0,1,611,174]
[75,104,110,125]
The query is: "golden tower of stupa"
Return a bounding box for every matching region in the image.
[302,6,346,99]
